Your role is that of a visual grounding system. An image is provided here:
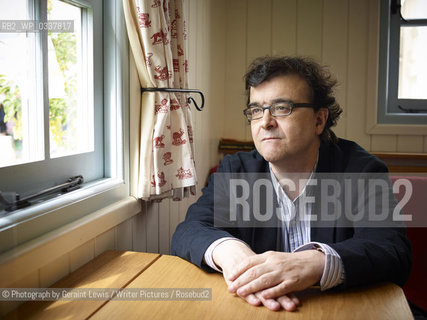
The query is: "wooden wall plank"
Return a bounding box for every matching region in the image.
[272,0,297,56]
[296,0,323,58]
[321,0,348,139]
[39,254,69,288]
[206,0,225,169]
[145,202,159,253]
[371,135,398,152]
[247,0,272,63]
[133,205,147,252]
[224,0,249,140]
[397,136,424,153]
[158,199,170,254]
[195,0,212,186]
[169,199,180,253]
[116,218,133,251]
[345,0,370,148]
[95,228,116,256]
[69,240,95,273]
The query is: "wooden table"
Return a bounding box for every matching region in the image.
[5,250,413,319]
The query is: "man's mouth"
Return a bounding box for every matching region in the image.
[262,137,280,141]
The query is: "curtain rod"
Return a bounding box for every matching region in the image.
[141,87,205,111]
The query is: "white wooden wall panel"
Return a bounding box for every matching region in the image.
[272,0,297,56]
[39,254,69,288]
[321,0,348,139]
[207,0,226,171]
[69,240,95,273]
[145,202,159,253]
[158,198,170,254]
[397,136,424,153]
[345,0,370,150]
[224,0,248,141]
[371,135,397,152]
[95,228,116,256]
[116,218,133,251]
[194,0,211,187]
[296,0,323,58]
[133,205,147,252]
[247,0,272,63]
[168,200,180,251]
[39,255,68,288]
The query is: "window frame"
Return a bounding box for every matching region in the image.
[0,0,130,254]
[0,0,103,195]
[377,0,427,125]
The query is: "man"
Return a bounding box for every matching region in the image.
[171,56,411,312]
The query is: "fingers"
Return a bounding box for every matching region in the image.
[235,287,299,312]
[276,293,300,312]
[260,279,294,299]
[231,272,281,297]
[227,254,263,282]
[254,292,281,311]
[243,293,261,306]
[228,266,263,293]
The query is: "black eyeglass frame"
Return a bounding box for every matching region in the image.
[243,101,317,121]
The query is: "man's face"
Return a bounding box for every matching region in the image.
[249,74,327,169]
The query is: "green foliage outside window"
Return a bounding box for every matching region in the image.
[48,0,77,148]
[0,75,22,141]
[0,0,77,150]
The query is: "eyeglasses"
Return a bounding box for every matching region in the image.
[243,101,316,121]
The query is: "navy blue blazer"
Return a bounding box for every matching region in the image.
[171,138,411,289]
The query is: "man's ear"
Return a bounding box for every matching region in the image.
[315,108,328,135]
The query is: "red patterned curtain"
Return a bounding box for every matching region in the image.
[123,0,196,201]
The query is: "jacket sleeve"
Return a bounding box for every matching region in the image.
[329,156,412,288]
[171,155,237,272]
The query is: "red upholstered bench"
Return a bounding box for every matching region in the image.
[391,176,427,312]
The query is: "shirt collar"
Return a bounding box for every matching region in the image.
[269,153,318,203]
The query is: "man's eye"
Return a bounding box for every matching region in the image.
[251,108,262,115]
[273,104,291,113]
[275,104,289,111]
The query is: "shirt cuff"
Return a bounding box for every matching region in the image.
[203,237,249,272]
[294,242,345,291]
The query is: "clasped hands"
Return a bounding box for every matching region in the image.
[212,240,325,311]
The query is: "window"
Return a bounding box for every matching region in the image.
[0,0,100,195]
[378,0,427,124]
[0,0,129,253]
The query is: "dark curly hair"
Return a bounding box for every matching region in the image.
[244,56,343,143]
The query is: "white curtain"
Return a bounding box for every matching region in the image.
[123,0,196,201]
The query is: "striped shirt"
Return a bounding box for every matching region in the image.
[204,164,345,291]
[269,165,345,290]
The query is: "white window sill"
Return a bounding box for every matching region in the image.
[0,178,131,255]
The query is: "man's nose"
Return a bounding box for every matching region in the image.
[260,108,277,129]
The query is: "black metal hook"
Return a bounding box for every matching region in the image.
[141,87,205,111]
